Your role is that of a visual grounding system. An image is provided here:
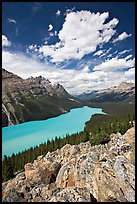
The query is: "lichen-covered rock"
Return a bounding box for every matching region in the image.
[2,125,135,202]
[48,187,95,202]
[56,159,76,188]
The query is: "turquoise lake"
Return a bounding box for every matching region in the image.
[2,106,105,158]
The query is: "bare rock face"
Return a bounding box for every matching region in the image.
[113,82,135,93]
[56,159,76,188]
[2,69,82,127]
[48,187,95,202]
[2,125,135,202]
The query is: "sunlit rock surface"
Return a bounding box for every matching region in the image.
[2,124,135,202]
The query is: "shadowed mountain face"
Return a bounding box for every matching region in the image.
[2,69,83,127]
[78,82,135,103]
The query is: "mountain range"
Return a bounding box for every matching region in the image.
[2,68,84,127]
[77,82,135,103]
[2,68,135,127]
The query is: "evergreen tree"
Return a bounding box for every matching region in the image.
[2,155,14,182]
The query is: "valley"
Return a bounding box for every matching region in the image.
[2,69,135,202]
[2,2,135,202]
[2,69,85,127]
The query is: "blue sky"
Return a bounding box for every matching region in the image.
[2,2,135,94]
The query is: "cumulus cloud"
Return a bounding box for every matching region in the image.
[2,49,97,94]
[28,44,37,50]
[56,10,61,16]
[93,57,135,71]
[112,32,132,43]
[124,68,135,80]
[26,44,39,53]
[2,48,135,94]
[37,10,119,63]
[2,35,11,47]
[48,24,53,31]
[2,14,135,95]
[2,50,47,78]
[8,18,17,24]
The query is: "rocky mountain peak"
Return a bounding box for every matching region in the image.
[27,76,51,84]
[99,82,135,93]
[52,83,70,97]
[2,68,22,80]
[115,82,135,90]
[2,68,82,127]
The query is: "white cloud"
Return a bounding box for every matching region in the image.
[54,31,57,36]
[99,48,112,58]
[114,50,118,55]
[93,50,104,56]
[28,44,37,50]
[107,53,112,58]
[2,48,135,94]
[44,40,48,45]
[48,24,53,31]
[93,57,135,71]
[82,66,90,73]
[8,18,17,24]
[26,44,39,53]
[118,49,132,56]
[124,68,135,80]
[124,54,132,60]
[37,10,119,63]
[3,32,135,101]
[106,47,112,54]
[2,35,11,47]
[56,10,61,16]
[112,32,132,43]
[2,50,47,78]
[49,32,54,37]
[65,7,75,15]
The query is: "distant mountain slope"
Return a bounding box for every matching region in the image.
[2,69,84,127]
[78,82,135,103]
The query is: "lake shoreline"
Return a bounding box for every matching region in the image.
[2,106,105,158]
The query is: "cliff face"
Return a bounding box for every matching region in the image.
[2,69,83,127]
[2,124,135,202]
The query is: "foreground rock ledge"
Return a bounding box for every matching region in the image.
[2,125,135,202]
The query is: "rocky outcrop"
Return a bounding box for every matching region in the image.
[2,124,135,202]
[2,68,83,127]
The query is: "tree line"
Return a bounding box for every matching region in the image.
[2,113,134,182]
